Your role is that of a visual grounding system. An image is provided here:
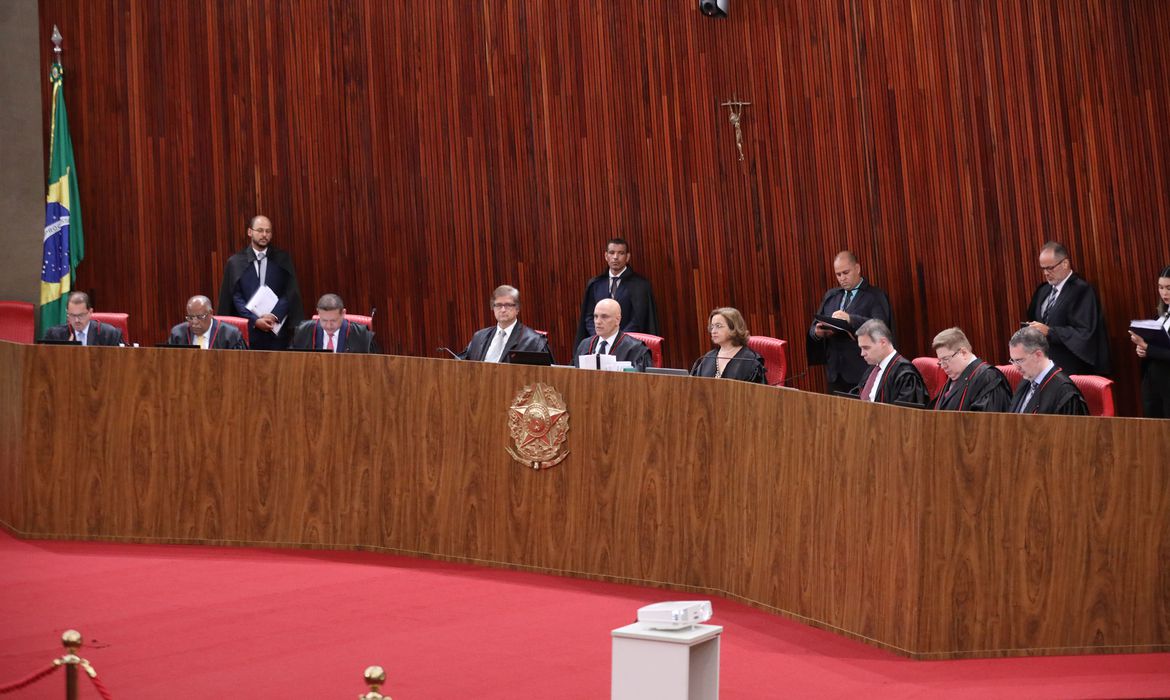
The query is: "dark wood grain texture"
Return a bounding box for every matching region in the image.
[35,0,1170,414]
[3,341,1169,658]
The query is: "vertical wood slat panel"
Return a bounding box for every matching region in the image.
[38,0,1170,413]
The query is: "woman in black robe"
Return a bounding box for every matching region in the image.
[690,307,766,384]
[1128,264,1170,418]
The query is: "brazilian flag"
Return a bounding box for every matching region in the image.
[39,59,84,335]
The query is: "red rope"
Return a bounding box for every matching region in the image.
[88,672,114,700]
[0,663,60,694]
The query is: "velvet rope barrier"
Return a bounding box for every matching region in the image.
[0,663,61,694]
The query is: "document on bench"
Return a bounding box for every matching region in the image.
[245,285,284,334]
[577,355,633,371]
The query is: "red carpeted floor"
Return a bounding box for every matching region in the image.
[1,529,1168,699]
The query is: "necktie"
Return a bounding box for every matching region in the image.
[255,252,268,287]
[839,289,855,311]
[1161,312,1170,333]
[609,277,619,298]
[859,366,880,401]
[198,334,207,349]
[76,328,87,346]
[326,332,335,351]
[597,339,609,355]
[1040,286,1058,321]
[484,329,506,363]
[1018,381,1039,413]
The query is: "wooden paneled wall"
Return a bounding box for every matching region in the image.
[38,1,1170,412]
[4,343,1170,658]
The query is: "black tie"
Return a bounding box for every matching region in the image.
[608,277,619,298]
[840,289,855,311]
[1040,286,1057,322]
[598,340,608,355]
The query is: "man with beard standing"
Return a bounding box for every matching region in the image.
[216,214,304,350]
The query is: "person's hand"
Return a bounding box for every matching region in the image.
[830,310,850,322]
[814,323,834,338]
[1028,321,1049,335]
[1128,331,1147,348]
[1137,344,1148,358]
[255,315,276,332]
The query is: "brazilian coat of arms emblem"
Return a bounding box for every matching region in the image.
[506,382,570,470]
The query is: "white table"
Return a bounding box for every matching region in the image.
[611,622,722,700]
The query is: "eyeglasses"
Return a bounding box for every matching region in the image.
[1039,258,1068,273]
[249,227,272,234]
[66,312,90,320]
[708,323,728,331]
[185,313,210,321]
[492,303,518,309]
[1008,356,1027,366]
[936,351,959,367]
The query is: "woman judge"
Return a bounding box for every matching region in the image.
[690,307,766,384]
[1128,265,1170,418]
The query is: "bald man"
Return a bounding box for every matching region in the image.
[807,251,893,394]
[572,298,651,371]
[167,295,247,349]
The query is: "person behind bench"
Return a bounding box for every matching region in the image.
[572,299,651,372]
[852,319,926,405]
[459,285,551,362]
[167,295,246,349]
[42,291,123,346]
[291,294,376,353]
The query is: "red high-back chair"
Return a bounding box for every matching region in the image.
[745,335,789,386]
[1069,374,1116,417]
[996,364,1024,392]
[912,357,948,400]
[624,332,664,368]
[0,301,35,343]
[213,316,250,346]
[91,312,130,344]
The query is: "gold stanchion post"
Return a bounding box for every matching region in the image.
[358,665,390,699]
[59,630,82,700]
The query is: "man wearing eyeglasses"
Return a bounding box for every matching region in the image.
[167,295,246,349]
[929,327,1011,412]
[291,293,377,353]
[43,291,124,346]
[1007,326,1089,415]
[459,285,551,362]
[1024,241,1110,376]
[215,214,304,350]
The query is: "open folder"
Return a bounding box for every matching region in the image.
[1129,319,1170,350]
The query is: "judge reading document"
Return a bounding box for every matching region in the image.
[572,298,651,371]
[689,307,766,384]
[291,294,376,353]
[216,215,304,350]
[42,291,124,346]
[928,327,1011,412]
[167,295,246,349]
[1007,326,1089,415]
[851,319,927,405]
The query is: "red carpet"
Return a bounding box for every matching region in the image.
[1,528,1168,698]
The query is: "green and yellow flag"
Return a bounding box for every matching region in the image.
[39,58,84,335]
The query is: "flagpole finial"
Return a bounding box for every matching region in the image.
[51,25,62,55]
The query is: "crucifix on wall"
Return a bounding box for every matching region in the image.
[720,97,751,162]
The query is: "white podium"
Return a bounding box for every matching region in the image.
[611,622,722,700]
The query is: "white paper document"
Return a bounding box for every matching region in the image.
[577,355,633,372]
[245,285,284,334]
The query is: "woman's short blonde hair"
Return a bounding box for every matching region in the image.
[710,307,750,346]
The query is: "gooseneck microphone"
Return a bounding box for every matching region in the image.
[436,346,462,360]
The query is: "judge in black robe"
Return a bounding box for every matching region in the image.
[461,323,551,363]
[690,307,766,384]
[851,319,927,406]
[1026,244,1110,376]
[43,318,123,346]
[807,252,893,394]
[1127,266,1170,418]
[216,216,304,350]
[931,361,1011,412]
[573,332,651,372]
[291,318,376,353]
[1008,365,1089,415]
[691,347,766,384]
[575,239,659,345]
[168,317,246,349]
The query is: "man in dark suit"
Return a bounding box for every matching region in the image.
[167,295,246,349]
[42,291,124,346]
[459,285,552,363]
[216,214,304,350]
[1007,326,1089,415]
[291,294,376,353]
[1025,241,1110,376]
[808,251,893,394]
[929,327,1011,412]
[572,298,652,371]
[575,237,659,346]
[852,319,927,405]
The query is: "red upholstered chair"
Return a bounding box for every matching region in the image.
[745,335,788,386]
[1069,374,1116,417]
[213,316,250,347]
[312,313,372,328]
[912,357,948,401]
[0,301,35,343]
[91,312,130,344]
[624,332,664,368]
[996,364,1023,392]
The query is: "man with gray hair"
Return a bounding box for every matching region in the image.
[1025,241,1110,376]
[167,295,246,349]
[291,293,376,353]
[851,319,926,405]
[1007,326,1088,415]
[459,285,552,363]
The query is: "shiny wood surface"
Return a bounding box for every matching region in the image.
[2,342,1168,658]
[36,1,1170,414]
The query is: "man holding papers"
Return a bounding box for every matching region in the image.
[807,251,893,394]
[572,298,651,371]
[216,215,304,350]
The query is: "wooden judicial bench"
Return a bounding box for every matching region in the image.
[1,340,1168,660]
